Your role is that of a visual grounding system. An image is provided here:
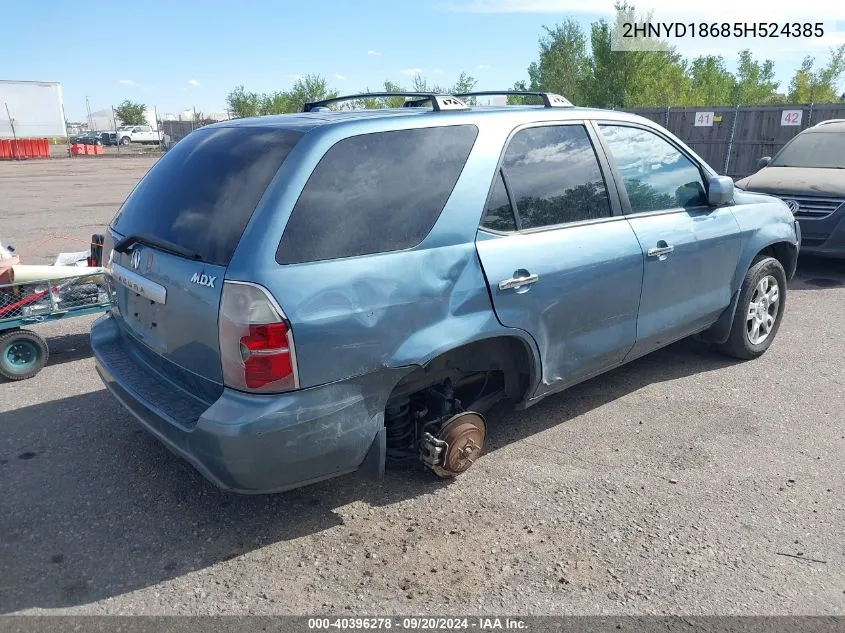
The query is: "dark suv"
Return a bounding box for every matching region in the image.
[92,91,799,494]
[736,119,845,257]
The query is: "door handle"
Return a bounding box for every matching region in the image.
[499,273,539,291]
[647,243,674,258]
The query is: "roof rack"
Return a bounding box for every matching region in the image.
[813,118,845,127]
[302,92,469,113]
[455,91,573,108]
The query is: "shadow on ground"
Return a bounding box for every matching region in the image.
[0,334,742,613]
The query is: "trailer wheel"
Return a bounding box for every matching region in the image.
[0,329,49,381]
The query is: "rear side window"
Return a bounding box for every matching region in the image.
[112,127,301,266]
[276,125,478,265]
[480,171,517,232]
[501,125,612,230]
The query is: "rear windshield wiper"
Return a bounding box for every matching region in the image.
[113,233,203,260]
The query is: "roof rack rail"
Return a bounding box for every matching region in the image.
[813,118,845,127]
[455,91,573,108]
[302,92,469,113]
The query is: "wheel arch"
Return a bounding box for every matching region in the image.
[385,334,540,407]
[702,238,796,345]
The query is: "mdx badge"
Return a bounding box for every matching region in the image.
[191,272,216,288]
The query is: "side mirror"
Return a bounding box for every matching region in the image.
[758,156,771,169]
[708,175,734,207]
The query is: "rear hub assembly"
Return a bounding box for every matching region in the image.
[422,411,486,478]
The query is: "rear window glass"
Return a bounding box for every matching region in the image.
[111,126,302,266]
[276,125,478,265]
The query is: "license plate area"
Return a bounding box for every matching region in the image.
[124,292,166,352]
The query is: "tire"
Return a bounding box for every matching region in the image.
[0,329,49,381]
[717,256,787,360]
[120,136,131,146]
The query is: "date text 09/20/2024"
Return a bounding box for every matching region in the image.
[307,617,528,630]
[622,22,825,38]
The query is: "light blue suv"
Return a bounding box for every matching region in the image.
[91,91,800,493]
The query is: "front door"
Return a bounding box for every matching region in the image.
[474,123,644,398]
[594,123,742,359]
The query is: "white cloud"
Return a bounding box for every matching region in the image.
[477,64,491,70]
[401,67,425,76]
[367,50,382,56]
[118,79,134,85]
[335,74,347,80]
[187,78,200,87]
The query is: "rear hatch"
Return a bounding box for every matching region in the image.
[105,125,302,400]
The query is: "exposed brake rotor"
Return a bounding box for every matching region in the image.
[424,411,486,478]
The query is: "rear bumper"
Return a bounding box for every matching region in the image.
[91,315,393,494]
[797,206,845,258]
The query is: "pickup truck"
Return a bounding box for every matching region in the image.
[116,125,168,146]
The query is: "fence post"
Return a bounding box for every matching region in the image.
[665,104,669,128]
[807,102,814,127]
[723,104,740,176]
[112,106,120,157]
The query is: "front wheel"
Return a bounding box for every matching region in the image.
[717,256,787,360]
[120,136,131,146]
[0,329,49,380]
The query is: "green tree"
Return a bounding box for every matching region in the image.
[583,3,687,108]
[788,45,845,103]
[684,56,735,105]
[731,49,779,105]
[226,85,260,118]
[285,74,338,112]
[525,21,589,104]
[114,100,147,125]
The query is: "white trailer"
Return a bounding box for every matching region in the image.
[0,80,67,139]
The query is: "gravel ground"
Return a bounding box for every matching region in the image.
[0,159,843,616]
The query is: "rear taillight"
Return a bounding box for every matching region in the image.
[219,281,298,393]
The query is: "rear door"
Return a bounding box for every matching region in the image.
[593,122,742,359]
[475,122,644,398]
[105,125,301,395]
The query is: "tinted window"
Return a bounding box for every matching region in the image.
[277,125,478,264]
[599,125,707,213]
[501,125,611,230]
[770,131,845,169]
[481,171,517,232]
[112,126,301,266]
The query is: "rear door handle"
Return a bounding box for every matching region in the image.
[647,243,674,258]
[499,273,539,291]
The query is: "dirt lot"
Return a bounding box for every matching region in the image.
[0,159,843,616]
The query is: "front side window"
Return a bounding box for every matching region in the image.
[500,125,612,230]
[277,125,478,264]
[599,125,708,213]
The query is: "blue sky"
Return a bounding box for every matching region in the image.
[3,0,844,120]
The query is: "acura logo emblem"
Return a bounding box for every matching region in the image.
[783,199,800,214]
[130,249,141,270]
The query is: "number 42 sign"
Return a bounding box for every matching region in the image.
[781,110,803,126]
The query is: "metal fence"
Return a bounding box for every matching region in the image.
[623,103,845,180]
[160,119,220,146]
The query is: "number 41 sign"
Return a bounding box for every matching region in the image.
[694,112,714,127]
[781,110,803,126]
